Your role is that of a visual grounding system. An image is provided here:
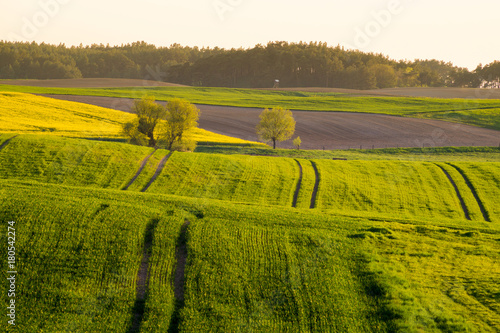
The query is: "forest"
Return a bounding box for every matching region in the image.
[0,40,499,89]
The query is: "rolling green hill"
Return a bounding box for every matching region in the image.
[1,87,500,332]
[1,179,499,332]
[2,135,498,224]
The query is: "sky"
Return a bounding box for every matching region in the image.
[1,0,499,69]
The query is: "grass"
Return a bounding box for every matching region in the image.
[2,85,500,130]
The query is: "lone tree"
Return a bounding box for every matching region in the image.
[256,107,296,149]
[293,136,302,150]
[123,96,199,151]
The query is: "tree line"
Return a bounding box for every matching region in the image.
[1,40,499,89]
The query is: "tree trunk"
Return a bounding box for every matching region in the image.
[148,133,156,147]
[273,139,276,149]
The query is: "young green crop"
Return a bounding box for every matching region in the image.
[313,160,470,220]
[196,144,500,162]
[0,134,153,189]
[145,152,299,207]
[450,162,500,222]
[137,213,186,333]
[122,149,171,192]
[352,220,500,332]
[180,217,385,332]
[434,162,486,221]
[1,180,499,332]
[0,184,148,331]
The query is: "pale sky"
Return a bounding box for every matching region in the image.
[1,0,499,69]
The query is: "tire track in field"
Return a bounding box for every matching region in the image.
[141,152,173,192]
[0,135,18,151]
[168,219,190,333]
[446,163,491,222]
[174,219,189,301]
[127,218,159,333]
[310,161,320,209]
[292,160,303,208]
[434,164,471,220]
[122,150,156,190]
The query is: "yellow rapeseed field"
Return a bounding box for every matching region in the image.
[0,91,261,145]
[0,92,133,138]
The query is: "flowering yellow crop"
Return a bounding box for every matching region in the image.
[0,92,133,138]
[0,91,262,145]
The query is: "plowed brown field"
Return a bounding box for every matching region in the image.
[38,94,500,150]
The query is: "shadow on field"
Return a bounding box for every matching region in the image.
[127,218,159,333]
[168,219,191,333]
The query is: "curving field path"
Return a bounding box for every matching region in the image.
[40,94,500,150]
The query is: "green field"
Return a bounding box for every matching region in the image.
[1,84,500,332]
[2,135,498,221]
[145,152,299,206]
[2,85,500,130]
[0,134,155,189]
[451,162,500,223]
[1,179,499,332]
[196,144,500,162]
[313,160,472,220]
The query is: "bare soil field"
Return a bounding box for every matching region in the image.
[39,94,500,150]
[0,78,186,88]
[265,87,500,99]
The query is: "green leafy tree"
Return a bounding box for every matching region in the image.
[123,96,166,147]
[256,107,295,149]
[123,96,199,151]
[157,98,200,150]
[371,64,397,88]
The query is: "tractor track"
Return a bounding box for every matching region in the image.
[122,150,156,190]
[141,152,173,192]
[127,218,159,333]
[310,161,320,209]
[292,160,303,208]
[435,164,471,220]
[447,163,491,222]
[0,135,18,151]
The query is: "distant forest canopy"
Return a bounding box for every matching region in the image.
[0,40,499,90]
